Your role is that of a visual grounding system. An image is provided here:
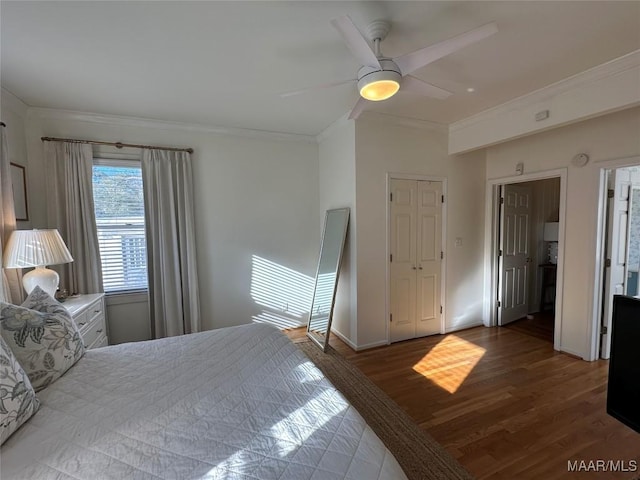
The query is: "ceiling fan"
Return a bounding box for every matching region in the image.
[282,16,498,119]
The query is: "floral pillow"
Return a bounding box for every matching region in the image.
[0,286,84,391]
[0,336,40,444]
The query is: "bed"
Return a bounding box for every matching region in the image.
[1,323,408,479]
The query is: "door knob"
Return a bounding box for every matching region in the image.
[412,265,417,270]
[418,265,423,270]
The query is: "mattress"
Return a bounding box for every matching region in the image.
[1,323,407,480]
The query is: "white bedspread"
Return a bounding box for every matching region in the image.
[1,323,407,480]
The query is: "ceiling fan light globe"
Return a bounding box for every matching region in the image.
[360,79,400,101]
[357,67,402,102]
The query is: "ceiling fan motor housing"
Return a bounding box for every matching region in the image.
[357,59,402,99]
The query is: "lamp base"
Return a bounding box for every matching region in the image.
[22,266,59,298]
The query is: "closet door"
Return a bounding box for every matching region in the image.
[390,179,417,342]
[390,179,443,343]
[416,181,442,336]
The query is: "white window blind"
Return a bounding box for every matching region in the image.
[92,161,148,293]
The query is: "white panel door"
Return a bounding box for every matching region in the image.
[498,184,532,325]
[390,179,442,343]
[390,179,417,342]
[416,181,442,336]
[601,169,631,359]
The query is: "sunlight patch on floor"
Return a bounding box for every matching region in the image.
[412,335,486,394]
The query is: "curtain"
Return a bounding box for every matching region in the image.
[44,141,103,294]
[142,149,200,338]
[0,125,23,303]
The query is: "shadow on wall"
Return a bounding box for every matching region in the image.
[250,255,314,329]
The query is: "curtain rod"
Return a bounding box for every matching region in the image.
[41,136,193,154]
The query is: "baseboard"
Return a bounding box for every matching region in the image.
[330,328,389,352]
[444,320,484,334]
[330,328,358,350]
[353,340,389,351]
[334,321,483,351]
[559,347,587,361]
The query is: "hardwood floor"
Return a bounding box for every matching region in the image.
[503,311,554,343]
[286,326,640,479]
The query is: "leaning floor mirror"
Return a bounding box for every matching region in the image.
[307,207,350,352]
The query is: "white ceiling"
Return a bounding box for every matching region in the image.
[2,1,639,136]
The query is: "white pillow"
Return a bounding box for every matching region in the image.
[0,286,84,391]
[0,336,40,444]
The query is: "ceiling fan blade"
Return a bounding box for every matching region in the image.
[280,79,356,98]
[331,16,381,69]
[401,76,453,100]
[348,97,368,120]
[395,22,498,76]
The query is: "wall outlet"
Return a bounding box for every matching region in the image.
[455,237,463,247]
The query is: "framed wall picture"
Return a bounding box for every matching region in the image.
[10,162,28,221]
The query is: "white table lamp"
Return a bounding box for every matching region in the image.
[3,229,74,297]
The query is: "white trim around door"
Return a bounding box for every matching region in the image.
[589,155,640,361]
[484,168,567,353]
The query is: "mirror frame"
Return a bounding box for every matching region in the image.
[306,208,350,352]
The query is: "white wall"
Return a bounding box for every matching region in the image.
[1,90,31,230]
[318,118,357,345]
[22,109,320,339]
[354,115,487,348]
[105,293,150,344]
[486,106,640,358]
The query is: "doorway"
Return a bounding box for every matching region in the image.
[597,165,640,359]
[485,169,567,352]
[497,178,560,343]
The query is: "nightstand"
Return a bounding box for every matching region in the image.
[62,293,108,349]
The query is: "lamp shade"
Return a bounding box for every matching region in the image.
[3,229,73,268]
[543,222,559,242]
[3,229,73,297]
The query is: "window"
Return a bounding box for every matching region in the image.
[92,160,148,293]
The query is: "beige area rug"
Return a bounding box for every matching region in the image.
[296,339,474,480]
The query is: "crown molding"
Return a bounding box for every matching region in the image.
[27,107,317,144]
[450,49,640,133]
[1,88,29,119]
[359,110,448,133]
[315,109,447,144]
